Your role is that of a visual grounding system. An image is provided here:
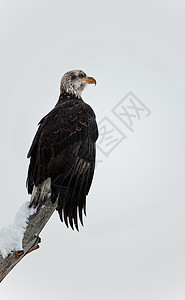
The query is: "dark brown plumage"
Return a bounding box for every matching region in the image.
[26,70,98,230]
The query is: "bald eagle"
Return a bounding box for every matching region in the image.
[26,70,98,230]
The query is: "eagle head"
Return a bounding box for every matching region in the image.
[60,70,96,98]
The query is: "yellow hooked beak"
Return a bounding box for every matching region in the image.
[82,76,96,85]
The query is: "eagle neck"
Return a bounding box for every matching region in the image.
[56,92,82,106]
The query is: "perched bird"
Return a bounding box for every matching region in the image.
[26,70,98,230]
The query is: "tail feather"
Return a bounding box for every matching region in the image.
[29,156,94,231]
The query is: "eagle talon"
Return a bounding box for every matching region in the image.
[15,250,24,258]
[27,244,40,255]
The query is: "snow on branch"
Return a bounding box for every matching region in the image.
[0,197,57,282]
[0,202,37,258]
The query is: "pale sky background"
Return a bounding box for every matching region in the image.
[1,0,185,299]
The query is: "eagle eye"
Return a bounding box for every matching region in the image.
[71,75,77,80]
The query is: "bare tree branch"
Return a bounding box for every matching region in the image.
[0,198,58,283]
